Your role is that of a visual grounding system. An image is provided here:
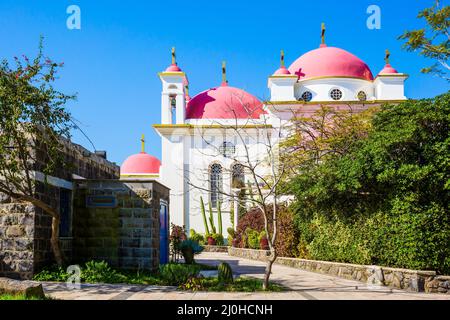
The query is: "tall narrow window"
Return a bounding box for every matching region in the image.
[210,163,223,208]
[231,163,245,189]
[170,95,176,124]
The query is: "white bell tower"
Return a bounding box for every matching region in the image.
[159,47,187,124]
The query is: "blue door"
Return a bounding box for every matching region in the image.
[159,202,169,264]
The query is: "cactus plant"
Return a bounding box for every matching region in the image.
[200,197,210,235]
[217,201,223,235]
[208,201,217,234]
[218,262,233,284]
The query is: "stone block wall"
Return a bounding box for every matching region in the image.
[0,202,35,279]
[73,180,169,272]
[0,139,120,280]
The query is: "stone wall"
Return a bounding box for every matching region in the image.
[0,139,120,279]
[228,247,450,294]
[73,180,169,272]
[0,202,35,279]
[202,245,229,253]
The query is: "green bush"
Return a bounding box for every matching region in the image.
[211,233,224,246]
[290,95,450,273]
[189,229,205,244]
[246,229,260,249]
[158,263,201,286]
[81,260,127,284]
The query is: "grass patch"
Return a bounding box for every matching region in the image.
[0,294,49,300]
[180,276,284,292]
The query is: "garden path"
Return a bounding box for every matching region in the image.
[42,252,450,300]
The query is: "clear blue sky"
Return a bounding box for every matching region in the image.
[1,0,448,165]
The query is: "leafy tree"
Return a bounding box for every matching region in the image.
[0,39,75,265]
[399,0,450,81]
[289,94,450,272]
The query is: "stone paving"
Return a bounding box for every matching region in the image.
[42,252,450,300]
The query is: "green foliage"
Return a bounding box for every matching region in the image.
[179,239,204,255]
[211,233,224,246]
[208,201,217,234]
[290,95,450,273]
[33,265,70,282]
[81,260,127,284]
[158,263,202,286]
[189,229,205,244]
[180,277,284,292]
[398,1,450,81]
[246,228,261,249]
[0,294,49,300]
[34,261,218,287]
[217,201,223,235]
[200,197,210,235]
[218,262,234,284]
[227,227,235,245]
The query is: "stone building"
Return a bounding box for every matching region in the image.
[0,139,169,279]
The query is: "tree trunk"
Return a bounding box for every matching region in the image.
[263,250,277,290]
[15,194,65,266]
[50,215,64,266]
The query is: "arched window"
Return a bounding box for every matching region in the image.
[357,91,367,101]
[210,163,223,208]
[231,163,245,189]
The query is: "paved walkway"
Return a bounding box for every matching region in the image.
[43,253,450,300]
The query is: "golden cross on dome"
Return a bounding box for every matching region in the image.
[141,134,145,153]
[222,61,227,85]
[171,47,176,65]
[321,23,326,45]
[280,50,285,67]
[385,49,391,65]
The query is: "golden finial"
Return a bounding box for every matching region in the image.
[171,47,176,65]
[321,23,326,45]
[385,49,390,65]
[280,50,285,67]
[222,61,227,85]
[141,134,145,153]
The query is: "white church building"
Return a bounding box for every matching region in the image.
[120,28,408,237]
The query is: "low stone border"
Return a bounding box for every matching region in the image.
[203,245,229,253]
[228,247,450,294]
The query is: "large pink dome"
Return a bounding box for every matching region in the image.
[121,152,161,175]
[186,85,264,119]
[288,46,374,81]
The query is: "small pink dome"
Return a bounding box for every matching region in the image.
[165,64,182,72]
[378,64,398,74]
[273,66,291,75]
[186,85,264,119]
[121,152,161,175]
[288,46,374,81]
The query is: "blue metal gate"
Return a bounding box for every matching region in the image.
[159,202,169,264]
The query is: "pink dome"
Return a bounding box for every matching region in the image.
[378,64,398,75]
[273,66,291,75]
[165,64,182,72]
[186,85,264,119]
[121,152,161,175]
[288,46,374,81]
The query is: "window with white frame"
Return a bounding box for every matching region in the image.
[210,163,223,208]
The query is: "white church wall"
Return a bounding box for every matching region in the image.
[295,78,375,102]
